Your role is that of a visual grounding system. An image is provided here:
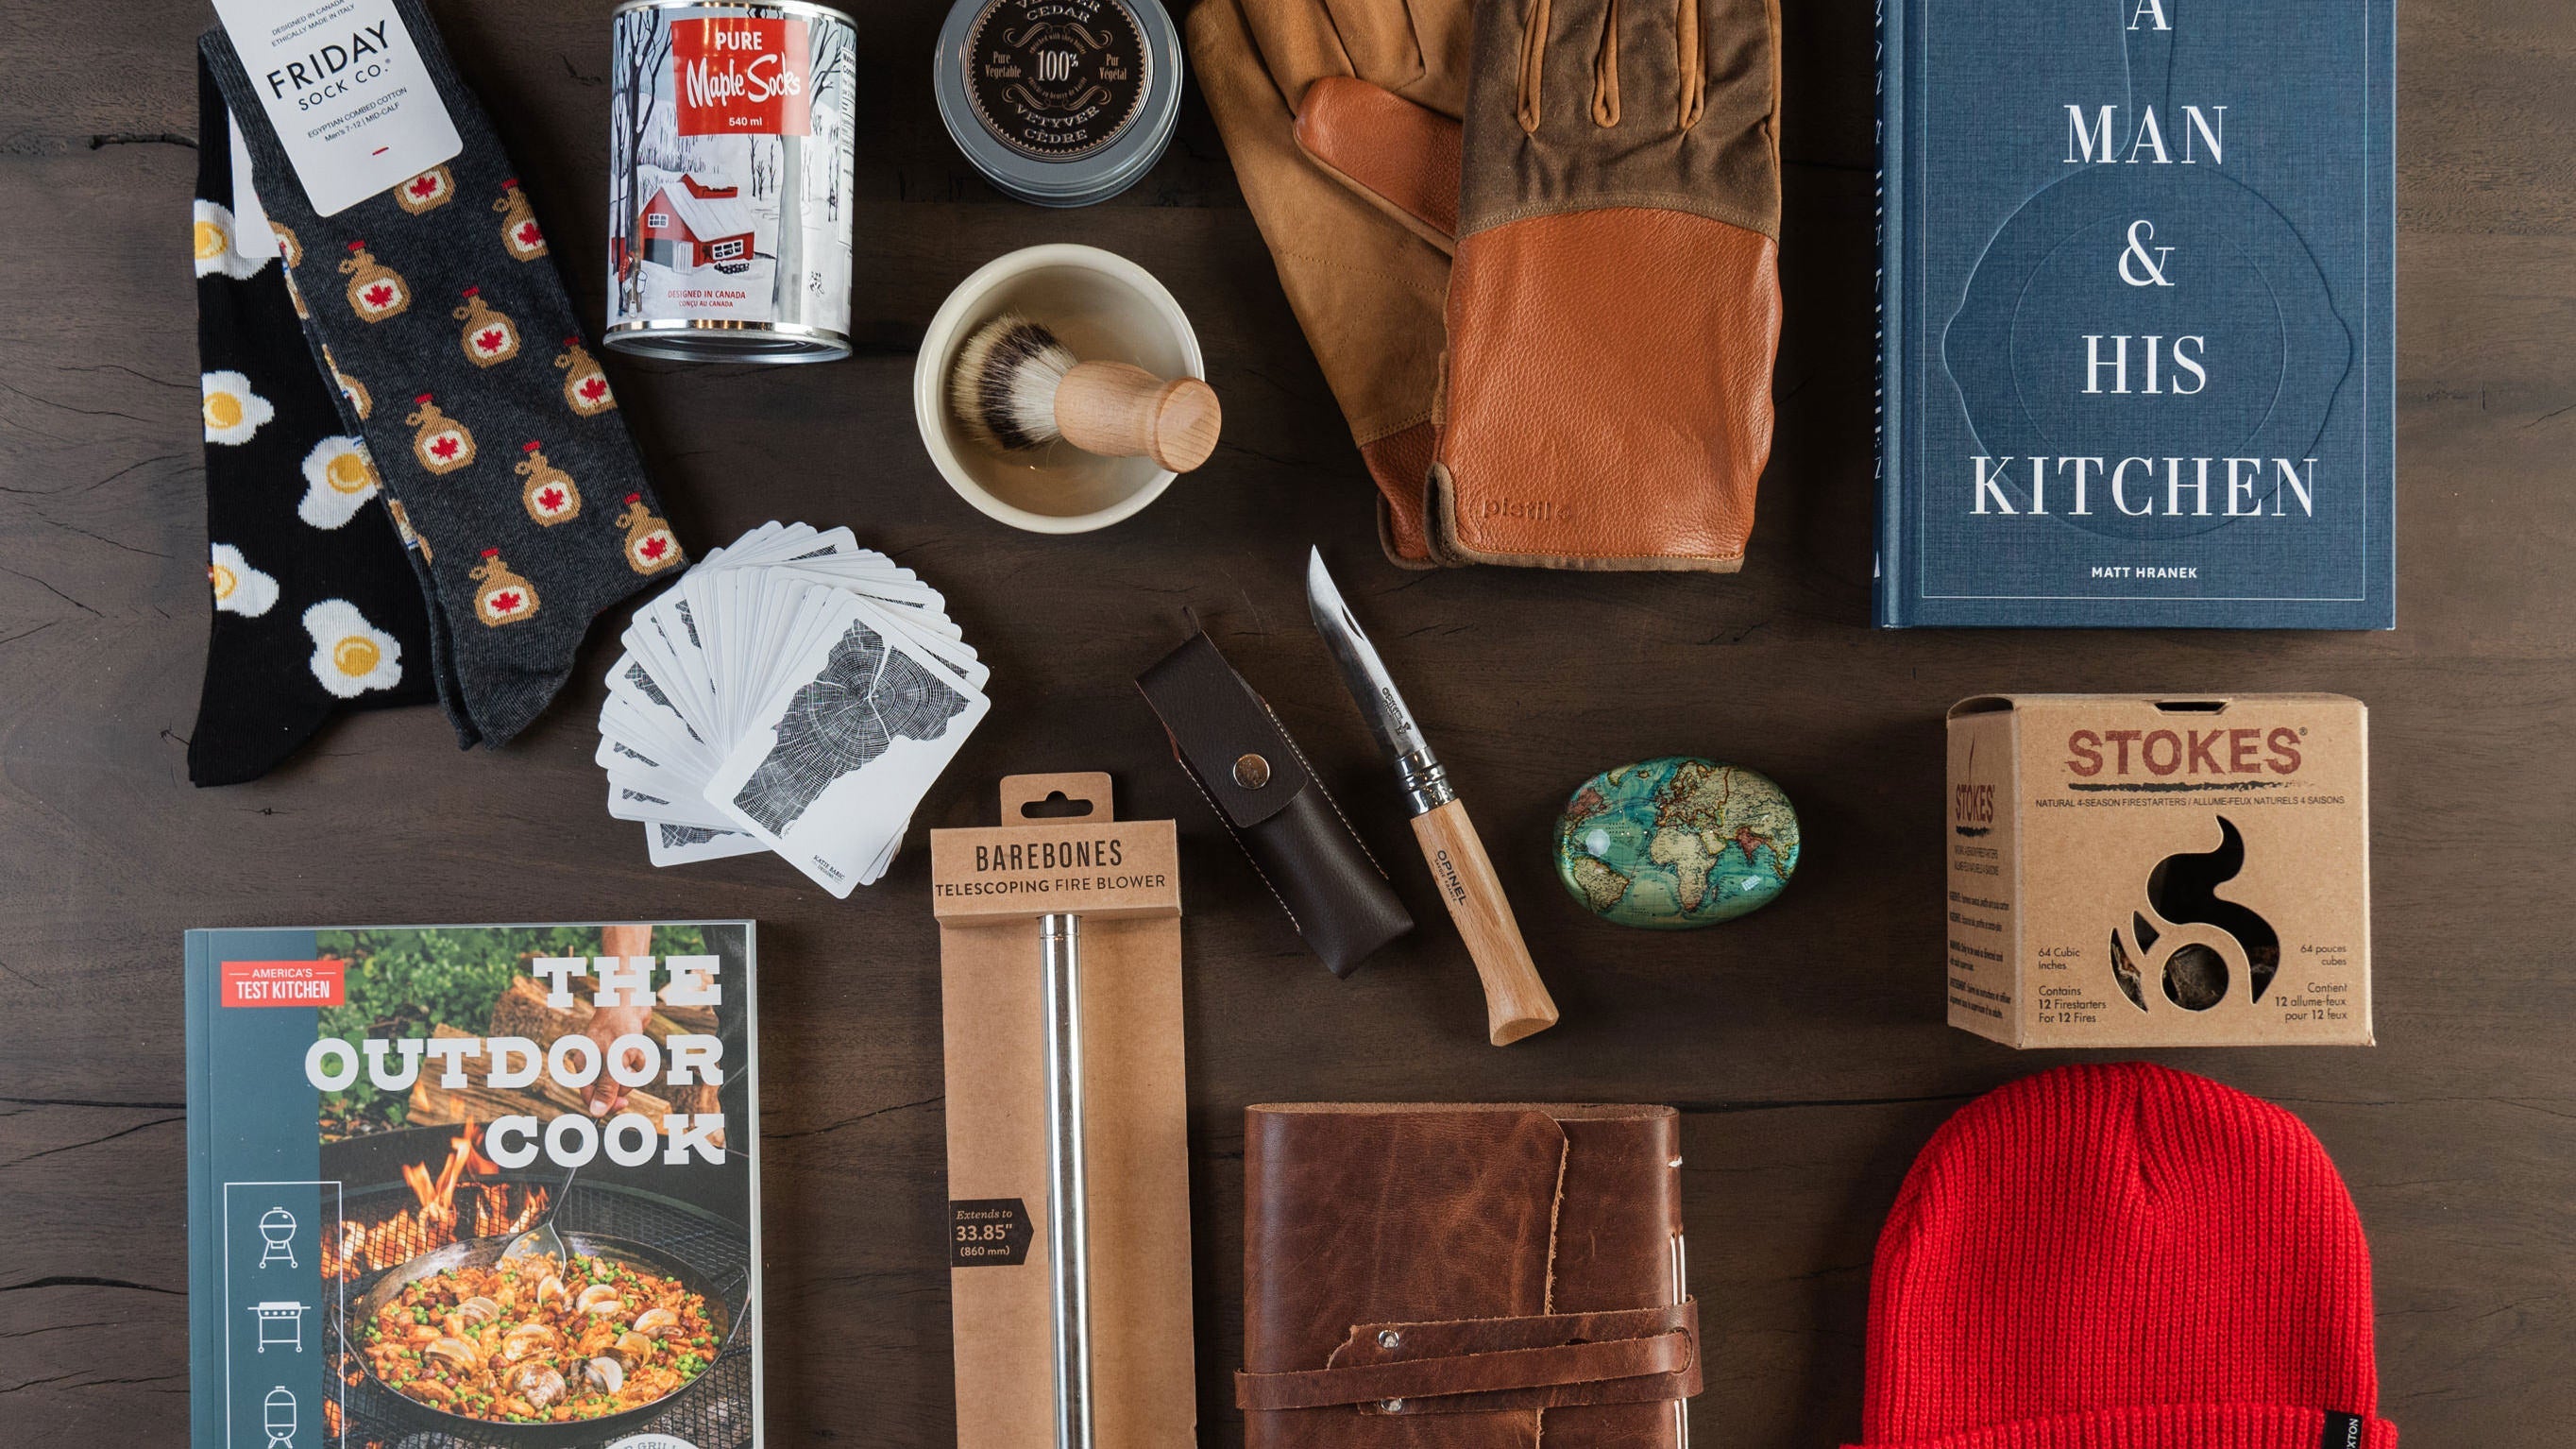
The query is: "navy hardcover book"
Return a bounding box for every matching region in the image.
[1875,0,2395,628]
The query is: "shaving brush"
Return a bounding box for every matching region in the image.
[950,314,1222,472]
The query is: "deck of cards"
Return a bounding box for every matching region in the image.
[597,521,991,896]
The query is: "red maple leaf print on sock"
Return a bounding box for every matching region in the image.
[538,486,565,510]
[491,590,522,613]
[477,328,506,354]
[639,537,669,561]
[517,222,543,247]
[432,436,460,460]
[409,175,440,198]
[365,283,394,308]
[580,378,607,401]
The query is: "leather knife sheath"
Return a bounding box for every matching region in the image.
[1137,632,1413,976]
[1239,1103,1701,1447]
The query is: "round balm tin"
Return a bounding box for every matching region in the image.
[606,0,859,363]
[935,0,1182,207]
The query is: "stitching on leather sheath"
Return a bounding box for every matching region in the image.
[1259,699,1395,882]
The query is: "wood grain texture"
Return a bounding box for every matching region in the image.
[2,0,2572,1444]
[1052,363,1222,471]
[1409,797,1560,1044]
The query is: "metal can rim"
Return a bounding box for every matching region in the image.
[604,316,854,364]
[614,0,858,26]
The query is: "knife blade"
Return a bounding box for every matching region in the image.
[1306,548,1559,1045]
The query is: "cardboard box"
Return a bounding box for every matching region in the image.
[1946,694,2371,1048]
[928,772,1195,1449]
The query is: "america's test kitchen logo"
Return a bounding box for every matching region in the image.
[221,959,347,1008]
[675,18,811,135]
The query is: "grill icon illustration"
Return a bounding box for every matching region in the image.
[258,1206,297,1269]
[263,1386,297,1448]
[250,1300,307,1354]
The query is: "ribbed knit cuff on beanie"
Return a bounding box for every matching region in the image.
[1847,1063,2398,1449]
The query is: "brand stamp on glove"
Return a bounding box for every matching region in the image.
[211,0,462,216]
[1482,497,1574,521]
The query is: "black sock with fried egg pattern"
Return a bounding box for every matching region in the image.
[189,61,437,787]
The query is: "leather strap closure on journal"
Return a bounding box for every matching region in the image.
[1235,1300,1701,1414]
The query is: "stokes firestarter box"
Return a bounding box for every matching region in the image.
[1946,695,2371,1048]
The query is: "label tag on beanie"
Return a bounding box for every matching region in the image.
[2318,1411,2364,1448]
[212,0,461,216]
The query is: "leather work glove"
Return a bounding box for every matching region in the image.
[1296,0,1783,571]
[1187,0,1470,564]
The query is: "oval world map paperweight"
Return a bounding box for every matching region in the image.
[1553,758,1800,929]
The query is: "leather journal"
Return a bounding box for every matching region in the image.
[1239,1103,1701,1447]
[1137,631,1413,976]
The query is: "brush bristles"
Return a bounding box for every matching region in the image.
[951,313,1076,452]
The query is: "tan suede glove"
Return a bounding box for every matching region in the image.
[1186,0,1470,563]
[1298,0,1784,571]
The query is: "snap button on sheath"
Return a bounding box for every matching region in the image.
[1378,1329,1401,1349]
[1233,753,1272,789]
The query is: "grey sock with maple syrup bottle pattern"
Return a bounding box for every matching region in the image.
[188,60,436,787]
[201,0,682,750]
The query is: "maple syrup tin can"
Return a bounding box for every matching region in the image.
[606,0,858,363]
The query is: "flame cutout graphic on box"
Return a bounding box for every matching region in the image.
[2110,816,2283,1013]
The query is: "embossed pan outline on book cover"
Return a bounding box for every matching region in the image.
[1914,0,2375,604]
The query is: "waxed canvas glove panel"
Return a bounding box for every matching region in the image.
[1432,0,1783,571]
[1188,0,1472,563]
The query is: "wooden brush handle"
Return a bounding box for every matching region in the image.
[1410,798,1560,1045]
[1052,361,1222,472]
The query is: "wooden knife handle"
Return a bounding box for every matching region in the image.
[1410,798,1559,1045]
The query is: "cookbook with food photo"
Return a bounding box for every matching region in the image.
[183,922,760,1449]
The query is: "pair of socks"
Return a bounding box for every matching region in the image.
[192,0,685,778]
[190,65,439,786]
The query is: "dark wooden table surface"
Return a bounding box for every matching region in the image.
[5,1,2571,1443]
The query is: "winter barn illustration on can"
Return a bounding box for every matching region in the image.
[606,1,858,363]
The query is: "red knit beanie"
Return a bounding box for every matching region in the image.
[1849,1063,2396,1449]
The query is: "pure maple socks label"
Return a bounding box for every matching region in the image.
[202,0,685,749]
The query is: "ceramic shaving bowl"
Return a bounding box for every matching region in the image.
[913,244,1206,534]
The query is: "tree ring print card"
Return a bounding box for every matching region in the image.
[703,592,991,896]
[594,521,988,889]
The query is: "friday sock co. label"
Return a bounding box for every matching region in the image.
[2319,1411,2364,1449]
[210,0,460,215]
